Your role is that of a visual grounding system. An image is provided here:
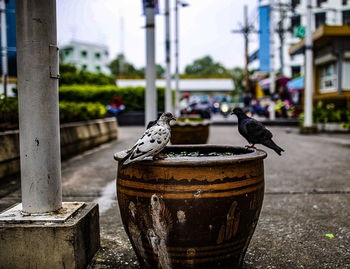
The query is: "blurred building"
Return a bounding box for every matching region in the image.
[290,25,350,108]
[0,0,16,77]
[59,40,111,74]
[250,0,350,77]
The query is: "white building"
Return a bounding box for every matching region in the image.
[251,0,350,78]
[59,40,111,74]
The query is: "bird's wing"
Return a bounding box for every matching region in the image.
[245,119,273,141]
[128,125,170,160]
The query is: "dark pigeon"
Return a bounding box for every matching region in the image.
[231,107,284,155]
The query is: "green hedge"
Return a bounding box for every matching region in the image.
[59,85,167,112]
[59,101,106,123]
[299,102,350,129]
[0,96,18,124]
[0,96,106,126]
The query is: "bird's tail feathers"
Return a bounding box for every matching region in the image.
[262,140,284,156]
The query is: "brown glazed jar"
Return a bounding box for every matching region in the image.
[114,145,267,268]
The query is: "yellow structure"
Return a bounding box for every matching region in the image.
[289,25,350,108]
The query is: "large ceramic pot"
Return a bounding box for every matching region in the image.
[170,120,210,144]
[114,145,267,268]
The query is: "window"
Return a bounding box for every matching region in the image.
[319,63,337,93]
[291,66,301,77]
[343,10,350,24]
[291,0,300,12]
[81,50,88,57]
[82,64,87,71]
[95,52,101,59]
[315,12,326,28]
[343,0,348,5]
[291,15,301,29]
[316,0,327,7]
[104,50,109,56]
[95,66,101,72]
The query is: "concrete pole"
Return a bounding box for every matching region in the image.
[15,0,62,213]
[165,0,172,113]
[269,0,276,120]
[174,0,180,117]
[0,0,8,97]
[145,1,157,125]
[304,0,313,127]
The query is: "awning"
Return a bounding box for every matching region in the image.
[286,76,304,91]
[260,78,271,89]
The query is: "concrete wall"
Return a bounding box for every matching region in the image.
[0,117,118,179]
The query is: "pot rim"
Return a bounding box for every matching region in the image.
[114,144,267,167]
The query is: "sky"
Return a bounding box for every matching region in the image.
[57,0,259,72]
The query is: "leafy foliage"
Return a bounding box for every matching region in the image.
[0,95,106,127]
[108,54,165,78]
[59,63,115,86]
[184,55,231,77]
[59,102,106,123]
[0,95,18,125]
[59,85,166,112]
[299,101,350,129]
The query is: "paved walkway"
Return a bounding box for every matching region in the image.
[1,125,349,268]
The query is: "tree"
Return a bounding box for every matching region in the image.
[184,55,230,77]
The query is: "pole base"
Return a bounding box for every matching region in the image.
[299,125,318,134]
[0,202,100,269]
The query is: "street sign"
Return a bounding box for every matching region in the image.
[142,0,159,15]
[294,25,305,38]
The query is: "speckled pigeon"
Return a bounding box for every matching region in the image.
[121,112,176,169]
[231,107,284,155]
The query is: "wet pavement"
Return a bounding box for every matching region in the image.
[1,125,349,268]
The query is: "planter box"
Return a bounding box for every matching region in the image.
[316,123,350,133]
[115,145,267,268]
[0,117,118,179]
[170,121,210,144]
[116,111,145,126]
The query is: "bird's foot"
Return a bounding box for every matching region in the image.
[153,154,166,160]
[245,144,256,149]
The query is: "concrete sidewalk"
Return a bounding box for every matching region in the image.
[1,125,349,268]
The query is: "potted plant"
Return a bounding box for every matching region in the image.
[114,144,267,268]
[170,116,210,144]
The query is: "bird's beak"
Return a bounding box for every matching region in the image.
[172,117,177,122]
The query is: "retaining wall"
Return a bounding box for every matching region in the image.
[0,117,118,179]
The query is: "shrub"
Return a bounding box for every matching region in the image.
[0,95,18,124]
[59,85,167,112]
[298,101,350,129]
[59,63,115,86]
[0,95,106,127]
[59,101,106,123]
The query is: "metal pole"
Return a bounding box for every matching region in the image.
[269,0,276,120]
[244,5,250,94]
[174,0,180,117]
[145,0,157,125]
[304,0,313,127]
[0,0,8,97]
[165,0,172,113]
[15,0,62,213]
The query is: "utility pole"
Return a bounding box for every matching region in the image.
[269,0,276,120]
[277,1,286,76]
[145,0,157,126]
[232,5,258,94]
[304,0,313,128]
[0,0,8,97]
[16,0,62,213]
[165,0,172,113]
